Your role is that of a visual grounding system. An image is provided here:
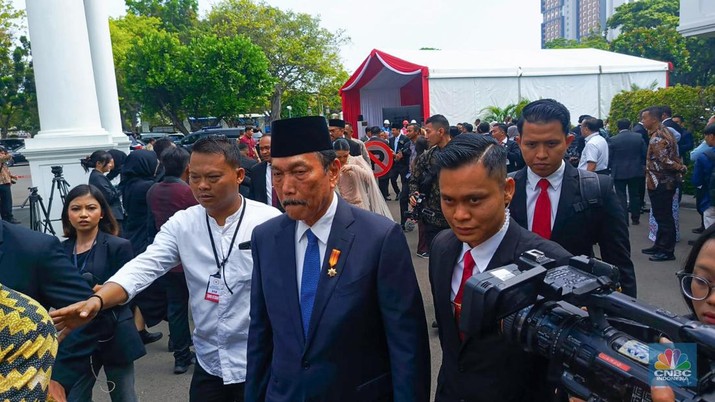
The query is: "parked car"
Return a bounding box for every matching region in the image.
[140,132,185,143]
[130,137,145,151]
[0,138,25,151]
[7,146,27,166]
[178,128,241,152]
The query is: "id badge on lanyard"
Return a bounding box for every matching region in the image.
[205,272,223,303]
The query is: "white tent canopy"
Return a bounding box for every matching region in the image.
[340,48,670,127]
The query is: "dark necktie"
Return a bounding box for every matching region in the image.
[453,249,475,340]
[300,229,320,337]
[533,178,552,239]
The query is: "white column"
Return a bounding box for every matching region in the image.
[23,0,114,235]
[84,0,130,151]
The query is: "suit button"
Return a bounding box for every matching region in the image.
[302,361,310,369]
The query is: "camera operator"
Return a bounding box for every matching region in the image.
[429,133,571,402]
[409,114,453,256]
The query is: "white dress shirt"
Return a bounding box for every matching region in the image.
[295,193,338,294]
[451,217,510,301]
[265,163,273,206]
[526,160,565,231]
[109,197,281,384]
[578,133,609,171]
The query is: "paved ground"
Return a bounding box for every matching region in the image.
[8,171,699,401]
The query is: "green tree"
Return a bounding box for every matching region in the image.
[182,34,274,130]
[125,0,198,33]
[122,29,273,134]
[110,14,164,130]
[0,1,36,138]
[480,100,530,123]
[545,33,609,50]
[207,0,349,119]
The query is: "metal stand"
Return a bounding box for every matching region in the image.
[24,186,54,234]
[46,169,71,217]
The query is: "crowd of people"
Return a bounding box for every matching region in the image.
[0,99,713,402]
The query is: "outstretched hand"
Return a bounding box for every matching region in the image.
[49,297,102,342]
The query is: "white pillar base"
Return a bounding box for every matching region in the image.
[23,133,114,235]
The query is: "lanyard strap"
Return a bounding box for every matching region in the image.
[206,198,247,275]
[73,239,97,273]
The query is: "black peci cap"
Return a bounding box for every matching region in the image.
[271,116,333,158]
[328,119,346,128]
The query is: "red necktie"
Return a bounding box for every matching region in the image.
[454,249,475,340]
[533,178,552,239]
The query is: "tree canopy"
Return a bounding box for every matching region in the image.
[207,0,349,119]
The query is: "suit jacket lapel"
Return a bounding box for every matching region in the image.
[275,217,304,344]
[552,164,579,239]
[510,168,528,228]
[93,232,109,280]
[304,199,355,352]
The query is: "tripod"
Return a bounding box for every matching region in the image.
[46,168,71,217]
[23,186,54,235]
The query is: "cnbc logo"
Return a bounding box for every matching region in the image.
[649,344,697,387]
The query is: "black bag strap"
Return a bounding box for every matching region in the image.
[574,169,602,212]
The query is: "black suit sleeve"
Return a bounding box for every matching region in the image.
[90,171,120,205]
[110,238,134,278]
[246,229,273,402]
[596,175,637,297]
[377,224,430,401]
[39,235,93,309]
[507,141,524,169]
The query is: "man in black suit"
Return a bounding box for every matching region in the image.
[490,123,523,172]
[430,134,571,402]
[248,134,284,212]
[328,119,364,159]
[389,122,412,229]
[609,118,647,225]
[238,142,258,197]
[0,221,94,398]
[511,99,637,297]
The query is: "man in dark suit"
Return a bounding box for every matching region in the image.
[511,99,637,297]
[430,134,571,402]
[490,123,523,172]
[389,122,412,229]
[329,119,361,158]
[246,116,430,402]
[238,142,258,197]
[0,221,94,398]
[248,134,284,212]
[609,118,647,225]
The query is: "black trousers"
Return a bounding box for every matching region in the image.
[391,167,409,225]
[0,183,14,221]
[378,176,389,199]
[614,177,642,222]
[649,185,676,254]
[189,363,245,402]
[424,222,449,254]
[166,271,191,362]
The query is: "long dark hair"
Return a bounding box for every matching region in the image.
[681,225,715,314]
[61,184,119,238]
[80,150,113,173]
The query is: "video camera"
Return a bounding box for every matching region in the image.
[50,165,63,177]
[460,250,715,402]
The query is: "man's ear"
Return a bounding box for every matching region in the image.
[504,176,515,207]
[235,167,245,185]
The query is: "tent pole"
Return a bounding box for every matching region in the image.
[597,65,602,119]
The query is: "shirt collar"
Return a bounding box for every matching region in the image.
[526,160,565,192]
[458,215,510,272]
[296,192,339,245]
[501,137,507,145]
[584,132,599,142]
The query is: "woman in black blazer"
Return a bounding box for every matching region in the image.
[81,150,124,231]
[56,184,145,401]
